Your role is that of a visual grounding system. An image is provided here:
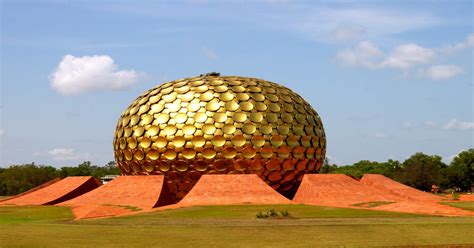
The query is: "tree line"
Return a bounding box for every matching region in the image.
[320,149,473,192]
[0,149,472,196]
[0,161,119,196]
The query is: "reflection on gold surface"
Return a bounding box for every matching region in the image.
[114,74,326,201]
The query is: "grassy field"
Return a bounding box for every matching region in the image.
[441,201,474,211]
[0,204,473,247]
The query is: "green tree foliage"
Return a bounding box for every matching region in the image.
[0,161,120,196]
[395,153,447,191]
[443,149,474,191]
[0,163,59,195]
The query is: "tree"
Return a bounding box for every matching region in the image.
[443,149,474,191]
[396,153,447,191]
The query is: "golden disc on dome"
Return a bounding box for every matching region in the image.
[164,149,177,160]
[194,84,208,92]
[214,85,228,93]
[134,150,145,160]
[191,136,206,147]
[255,102,267,111]
[194,160,208,171]
[154,136,167,148]
[175,85,190,94]
[147,125,159,136]
[260,147,273,159]
[232,85,245,92]
[172,136,186,147]
[225,101,239,111]
[269,103,281,112]
[140,114,153,125]
[202,124,216,134]
[271,135,283,147]
[182,124,196,135]
[236,93,250,101]
[127,137,137,149]
[147,149,159,160]
[240,101,253,111]
[219,92,234,101]
[231,135,246,147]
[174,113,188,124]
[130,115,140,126]
[260,125,272,134]
[234,159,250,171]
[266,113,278,123]
[156,113,170,124]
[182,148,196,159]
[162,92,177,102]
[249,112,263,122]
[133,127,144,137]
[139,137,152,149]
[288,135,300,147]
[193,112,207,123]
[187,102,200,112]
[242,146,256,158]
[251,135,265,147]
[199,91,214,101]
[175,160,189,172]
[213,112,227,123]
[222,124,236,134]
[138,104,150,114]
[211,135,226,147]
[150,103,164,113]
[242,123,256,134]
[202,148,216,159]
[181,91,194,102]
[164,125,177,135]
[233,112,247,122]
[222,147,237,159]
[121,116,130,127]
[251,93,265,102]
[206,101,221,111]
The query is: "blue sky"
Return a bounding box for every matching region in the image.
[1,0,472,167]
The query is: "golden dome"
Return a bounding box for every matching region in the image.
[113,73,326,201]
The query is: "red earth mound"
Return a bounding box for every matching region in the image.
[59,175,173,219]
[293,174,473,217]
[178,174,292,206]
[360,174,442,201]
[0,177,100,206]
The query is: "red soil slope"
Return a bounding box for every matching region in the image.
[360,174,441,201]
[59,176,173,219]
[293,174,396,206]
[293,174,473,216]
[0,177,100,206]
[178,174,292,206]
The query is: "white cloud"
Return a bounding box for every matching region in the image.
[0,129,3,136]
[424,121,437,128]
[336,41,383,69]
[420,65,464,80]
[50,55,142,95]
[380,43,435,70]
[401,121,416,129]
[286,7,439,43]
[39,148,92,161]
[201,47,219,60]
[443,119,474,131]
[336,41,435,71]
[375,132,388,139]
[440,33,474,53]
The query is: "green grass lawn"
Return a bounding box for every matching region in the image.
[441,201,474,211]
[0,204,473,247]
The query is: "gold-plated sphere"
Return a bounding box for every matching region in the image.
[113,74,326,201]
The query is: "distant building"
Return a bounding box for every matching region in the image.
[100,175,118,184]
